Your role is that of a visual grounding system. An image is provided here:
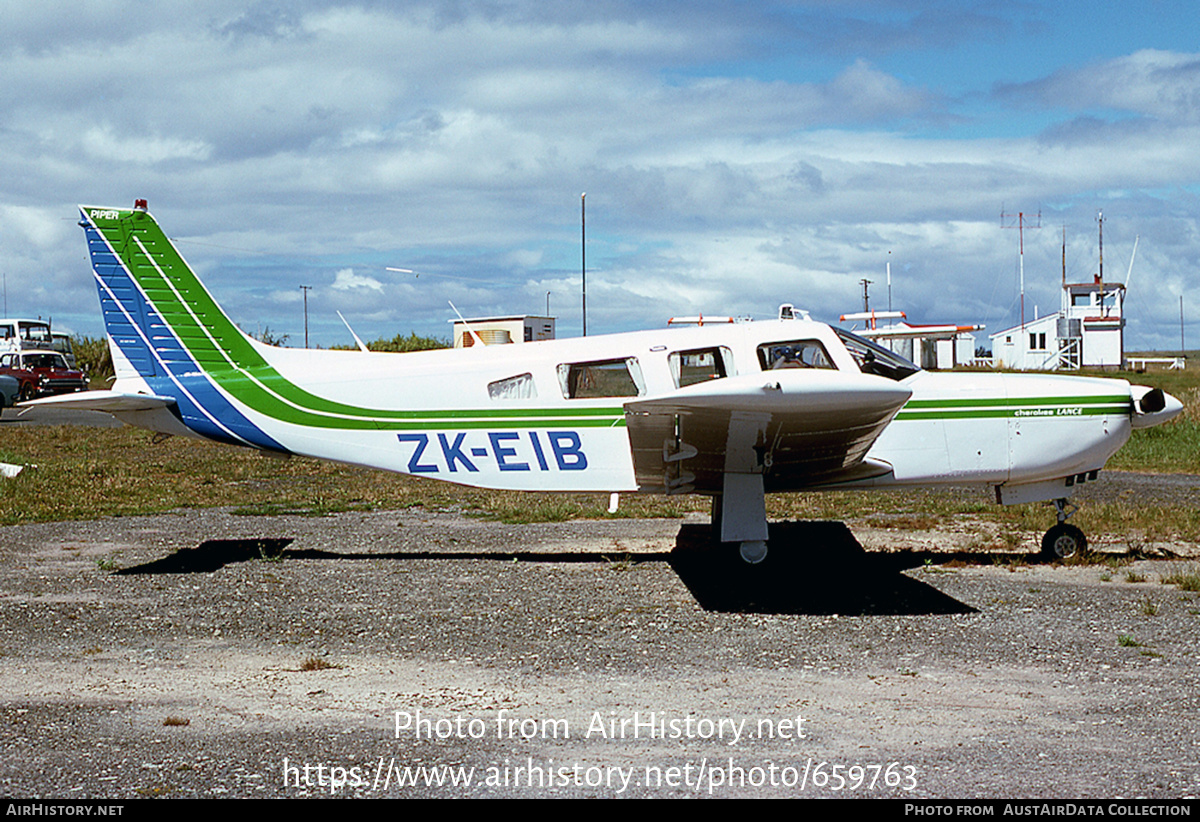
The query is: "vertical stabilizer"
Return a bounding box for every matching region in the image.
[78,202,285,449]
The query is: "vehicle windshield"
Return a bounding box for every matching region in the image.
[20,323,51,343]
[24,353,67,370]
[834,328,920,381]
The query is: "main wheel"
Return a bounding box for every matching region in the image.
[1041,523,1086,561]
[738,540,768,564]
[18,383,34,402]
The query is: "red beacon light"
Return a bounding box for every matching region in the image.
[133,199,148,212]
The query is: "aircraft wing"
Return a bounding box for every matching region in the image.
[624,370,912,494]
[19,390,176,413]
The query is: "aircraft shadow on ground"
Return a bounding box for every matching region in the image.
[116,538,296,574]
[669,522,977,615]
[112,522,978,616]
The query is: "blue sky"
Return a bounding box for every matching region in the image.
[2,1,1199,351]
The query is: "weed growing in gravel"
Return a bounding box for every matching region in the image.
[1139,597,1159,616]
[1162,565,1200,592]
[1117,634,1142,647]
[162,717,190,727]
[1125,570,1147,583]
[255,540,285,562]
[94,555,118,571]
[300,656,339,671]
[604,555,633,573]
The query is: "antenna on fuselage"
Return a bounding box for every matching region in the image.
[336,311,371,353]
[448,300,486,347]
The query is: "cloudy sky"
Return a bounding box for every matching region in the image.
[3,1,1199,351]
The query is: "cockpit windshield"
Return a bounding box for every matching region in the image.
[834,328,920,381]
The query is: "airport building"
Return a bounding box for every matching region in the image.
[990,276,1125,370]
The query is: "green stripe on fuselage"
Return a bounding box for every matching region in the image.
[895,394,1131,422]
[902,395,1131,409]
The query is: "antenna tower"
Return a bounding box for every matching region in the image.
[1001,207,1042,331]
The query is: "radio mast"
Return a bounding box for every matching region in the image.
[1001,208,1042,331]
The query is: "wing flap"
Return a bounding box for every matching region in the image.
[625,370,911,494]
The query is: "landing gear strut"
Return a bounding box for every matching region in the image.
[1041,498,1087,561]
[712,473,771,565]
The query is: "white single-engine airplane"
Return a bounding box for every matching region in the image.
[34,201,1183,563]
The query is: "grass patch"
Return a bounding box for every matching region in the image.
[1117,634,1142,647]
[1162,565,1200,592]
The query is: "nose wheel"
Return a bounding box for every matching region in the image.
[1041,523,1087,560]
[1041,498,1087,561]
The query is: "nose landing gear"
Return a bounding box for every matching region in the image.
[1041,498,1087,561]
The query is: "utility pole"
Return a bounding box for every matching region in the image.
[1097,211,1107,317]
[860,279,872,313]
[581,193,587,336]
[1001,208,1042,331]
[300,285,312,348]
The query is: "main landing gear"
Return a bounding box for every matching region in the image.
[711,473,772,565]
[1041,498,1087,561]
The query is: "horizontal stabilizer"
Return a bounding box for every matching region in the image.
[20,390,176,413]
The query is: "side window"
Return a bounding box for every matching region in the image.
[0,354,11,367]
[757,340,835,371]
[558,358,644,399]
[488,373,536,400]
[669,347,731,388]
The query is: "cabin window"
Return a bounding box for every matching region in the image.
[488,373,536,400]
[669,347,731,388]
[558,358,645,399]
[757,340,834,371]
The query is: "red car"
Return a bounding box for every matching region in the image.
[0,350,88,401]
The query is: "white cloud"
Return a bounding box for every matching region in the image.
[0,4,1198,352]
[1004,49,1200,121]
[330,268,384,291]
[80,125,212,165]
